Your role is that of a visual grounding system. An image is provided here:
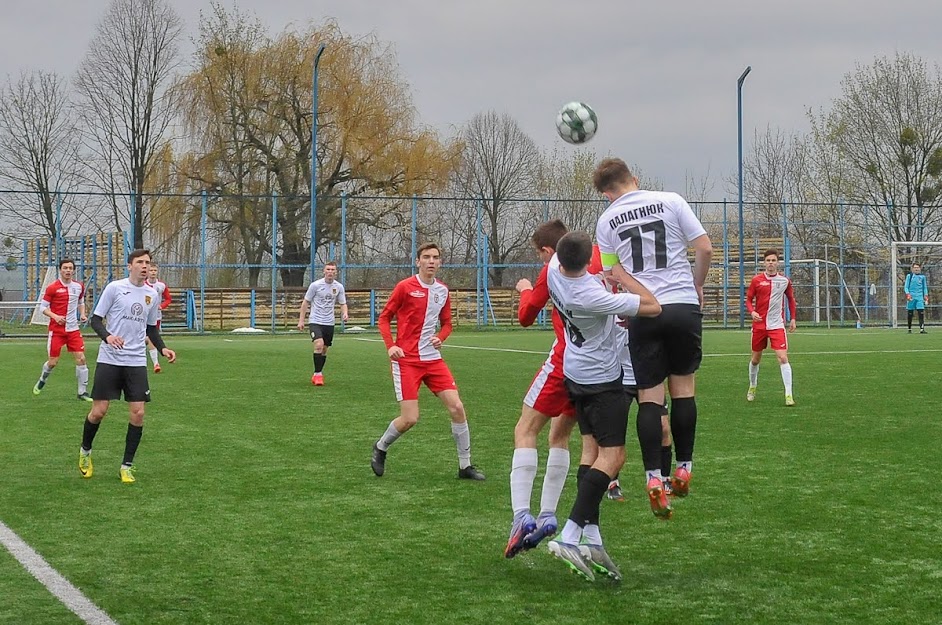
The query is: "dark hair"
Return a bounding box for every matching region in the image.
[59,258,75,270]
[912,262,922,268]
[592,158,633,193]
[128,249,151,263]
[556,232,593,272]
[763,249,779,260]
[532,219,568,251]
[416,242,442,259]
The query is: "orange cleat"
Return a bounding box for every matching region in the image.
[670,466,691,498]
[647,477,673,520]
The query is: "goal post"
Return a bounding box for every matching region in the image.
[889,241,942,328]
[788,258,862,328]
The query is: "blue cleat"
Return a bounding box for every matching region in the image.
[504,512,536,559]
[523,512,558,550]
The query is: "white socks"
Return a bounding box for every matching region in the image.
[376,421,402,452]
[451,421,471,470]
[749,362,759,386]
[76,365,89,394]
[149,348,160,366]
[510,448,538,516]
[780,363,793,395]
[539,448,570,516]
[40,362,53,381]
[582,524,602,546]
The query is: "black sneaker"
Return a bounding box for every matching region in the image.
[920,328,928,334]
[457,465,486,481]
[370,444,386,477]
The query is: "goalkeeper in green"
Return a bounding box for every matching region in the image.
[904,263,929,334]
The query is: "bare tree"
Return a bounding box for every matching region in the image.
[75,0,183,249]
[0,71,83,240]
[811,52,942,245]
[453,111,542,286]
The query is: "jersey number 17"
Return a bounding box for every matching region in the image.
[618,220,667,272]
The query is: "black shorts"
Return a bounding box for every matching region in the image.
[309,323,335,347]
[91,363,150,403]
[565,376,627,448]
[628,303,703,389]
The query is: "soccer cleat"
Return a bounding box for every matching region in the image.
[153,364,161,373]
[119,465,136,484]
[785,395,796,407]
[79,451,93,479]
[313,373,324,386]
[77,392,93,402]
[523,512,558,550]
[547,540,595,582]
[606,481,626,502]
[32,380,45,395]
[647,477,673,519]
[746,386,756,402]
[578,544,622,582]
[370,444,387,477]
[920,329,928,334]
[662,477,674,497]
[908,329,912,334]
[503,512,537,559]
[670,466,691,498]
[458,465,486,481]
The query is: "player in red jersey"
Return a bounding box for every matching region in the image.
[145,263,172,373]
[745,249,797,406]
[33,258,92,401]
[370,243,485,481]
[505,220,580,557]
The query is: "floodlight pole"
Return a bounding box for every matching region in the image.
[310,43,327,276]
[737,65,752,329]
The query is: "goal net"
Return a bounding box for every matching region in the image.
[889,241,941,328]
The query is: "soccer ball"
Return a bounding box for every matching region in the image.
[556,101,598,144]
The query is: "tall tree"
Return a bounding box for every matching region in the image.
[75,0,183,249]
[453,111,542,286]
[178,8,458,286]
[0,71,83,240]
[812,52,942,245]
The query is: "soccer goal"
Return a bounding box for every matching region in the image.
[787,258,862,328]
[889,241,942,328]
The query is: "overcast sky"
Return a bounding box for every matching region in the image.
[1,0,941,195]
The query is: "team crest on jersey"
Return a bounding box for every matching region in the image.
[409,290,426,298]
[131,303,144,316]
[433,294,440,303]
[331,287,337,295]
[145,295,152,305]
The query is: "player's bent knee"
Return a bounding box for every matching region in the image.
[547,417,575,448]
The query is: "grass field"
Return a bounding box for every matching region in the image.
[1,328,941,625]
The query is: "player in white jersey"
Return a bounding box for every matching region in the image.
[746,249,798,405]
[544,232,661,582]
[594,157,712,518]
[80,249,176,484]
[297,261,348,386]
[145,262,172,373]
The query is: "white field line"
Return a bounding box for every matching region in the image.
[0,520,118,624]
[352,337,942,358]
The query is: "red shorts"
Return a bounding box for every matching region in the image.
[391,358,457,402]
[523,359,575,418]
[752,327,787,352]
[48,330,85,358]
